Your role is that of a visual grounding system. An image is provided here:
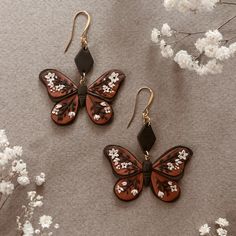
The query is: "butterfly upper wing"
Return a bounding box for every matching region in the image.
[86,95,113,125]
[86,70,125,125]
[104,145,143,176]
[151,172,181,202]
[87,69,125,102]
[114,173,144,201]
[39,69,78,102]
[152,146,193,179]
[51,94,79,125]
[104,145,143,201]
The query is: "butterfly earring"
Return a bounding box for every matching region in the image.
[104,87,193,202]
[39,11,125,125]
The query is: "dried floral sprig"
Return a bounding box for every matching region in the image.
[35,173,46,186]
[199,217,230,236]
[0,130,58,235]
[17,191,59,236]
[163,0,236,13]
[0,130,47,211]
[0,130,30,209]
[151,16,236,75]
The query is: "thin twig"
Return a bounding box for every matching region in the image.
[218,15,236,30]
[169,34,191,45]
[0,184,20,211]
[220,1,236,6]
[172,15,236,37]
[169,15,236,46]
[172,28,206,35]
[176,30,206,35]
[0,194,11,210]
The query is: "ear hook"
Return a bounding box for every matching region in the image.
[127,87,154,128]
[64,10,91,53]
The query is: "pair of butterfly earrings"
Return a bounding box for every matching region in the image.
[39,11,193,202]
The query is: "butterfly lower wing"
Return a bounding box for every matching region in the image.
[86,95,113,125]
[88,69,125,102]
[39,69,78,102]
[104,145,142,177]
[114,173,144,201]
[152,146,193,179]
[151,172,180,202]
[51,94,79,125]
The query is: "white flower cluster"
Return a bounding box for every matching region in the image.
[151,24,174,58]
[102,72,120,94]
[17,191,59,236]
[199,217,229,236]
[0,130,30,197]
[163,0,220,12]
[0,129,46,208]
[35,172,46,186]
[151,24,236,75]
[0,130,55,235]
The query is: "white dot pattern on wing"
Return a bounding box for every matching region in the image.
[102,72,120,93]
[108,148,132,169]
[45,72,66,93]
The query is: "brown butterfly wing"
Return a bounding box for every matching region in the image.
[86,95,113,125]
[104,145,142,177]
[51,94,79,125]
[39,69,78,102]
[150,146,193,202]
[151,172,181,202]
[152,146,193,179]
[114,173,144,201]
[104,145,143,201]
[87,69,125,102]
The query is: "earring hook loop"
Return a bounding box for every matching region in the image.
[64,10,91,53]
[127,87,154,128]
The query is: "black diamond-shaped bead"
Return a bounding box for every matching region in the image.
[137,124,156,153]
[74,47,94,75]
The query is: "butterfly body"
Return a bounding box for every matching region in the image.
[104,145,193,202]
[77,85,87,107]
[39,69,125,125]
[142,160,152,187]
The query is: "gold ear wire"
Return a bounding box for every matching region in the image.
[64,10,91,53]
[127,87,154,128]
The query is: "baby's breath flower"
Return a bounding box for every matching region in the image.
[0,180,14,195]
[216,228,227,236]
[163,0,176,10]
[174,50,195,70]
[22,221,34,236]
[152,24,235,76]
[27,191,36,200]
[35,172,46,186]
[215,47,231,61]
[163,0,220,13]
[39,215,53,229]
[160,40,174,58]
[0,130,9,147]
[199,224,211,235]
[229,42,236,55]
[151,28,160,43]
[34,229,40,234]
[17,175,30,186]
[12,159,27,173]
[215,218,229,227]
[161,23,173,37]
[54,223,60,229]
[12,146,23,157]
